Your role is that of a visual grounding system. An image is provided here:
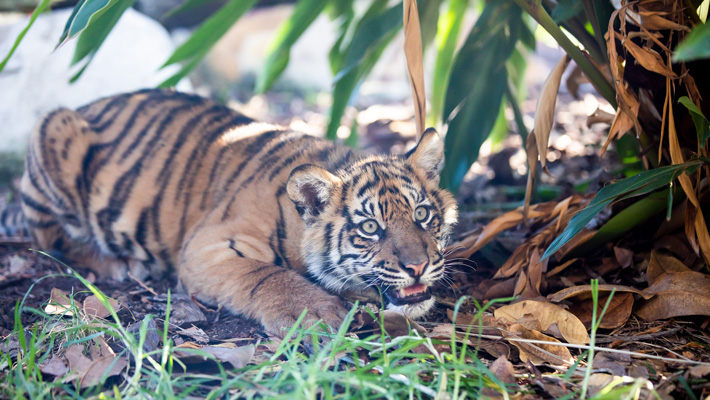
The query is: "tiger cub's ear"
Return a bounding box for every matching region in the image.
[407,128,444,183]
[287,164,342,222]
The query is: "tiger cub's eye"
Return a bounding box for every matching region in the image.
[359,219,380,234]
[414,206,429,222]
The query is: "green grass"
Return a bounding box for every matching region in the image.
[0,268,667,399]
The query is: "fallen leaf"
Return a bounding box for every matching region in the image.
[82,295,120,319]
[637,271,710,320]
[689,364,710,378]
[152,294,206,327]
[548,284,649,302]
[64,344,92,375]
[507,324,573,365]
[80,355,127,388]
[39,356,68,377]
[489,356,516,385]
[45,288,78,316]
[568,292,634,329]
[646,250,692,284]
[179,325,209,344]
[9,256,30,274]
[586,373,614,397]
[175,343,255,369]
[495,300,589,345]
[614,247,634,268]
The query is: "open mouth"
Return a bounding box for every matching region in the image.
[383,283,431,306]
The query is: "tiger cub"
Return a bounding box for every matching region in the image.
[15,89,457,335]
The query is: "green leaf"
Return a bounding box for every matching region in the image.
[333,2,402,82]
[428,0,466,126]
[673,21,710,62]
[678,96,710,147]
[326,32,394,140]
[69,0,135,81]
[326,1,401,139]
[551,0,584,23]
[440,1,522,192]
[160,0,258,87]
[566,188,673,258]
[56,0,121,48]
[162,0,221,19]
[418,0,443,50]
[256,0,328,93]
[542,161,705,260]
[0,0,52,74]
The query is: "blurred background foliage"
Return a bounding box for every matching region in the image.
[1,0,709,262]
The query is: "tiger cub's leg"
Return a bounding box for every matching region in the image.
[179,230,348,336]
[21,109,148,280]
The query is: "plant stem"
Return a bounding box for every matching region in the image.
[511,0,617,108]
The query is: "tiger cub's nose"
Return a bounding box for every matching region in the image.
[403,261,427,277]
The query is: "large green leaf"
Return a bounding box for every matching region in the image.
[551,0,583,23]
[256,0,328,93]
[326,31,396,140]
[159,0,258,87]
[326,1,402,140]
[678,96,710,147]
[428,0,466,127]
[0,0,52,73]
[69,0,136,82]
[440,1,522,192]
[542,160,705,260]
[673,20,710,62]
[418,0,443,50]
[56,0,121,48]
[333,2,402,82]
[162,0,222,19]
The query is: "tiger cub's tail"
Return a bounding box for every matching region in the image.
[0,202,29,237]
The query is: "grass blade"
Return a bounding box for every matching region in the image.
[0,0,52,73]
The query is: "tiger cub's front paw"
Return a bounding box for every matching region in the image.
[262,290,349,338]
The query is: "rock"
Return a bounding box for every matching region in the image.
[0,7,191,155]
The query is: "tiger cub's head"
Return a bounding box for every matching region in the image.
[287,129,457,318]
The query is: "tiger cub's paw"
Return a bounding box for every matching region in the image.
[262,290,349,338]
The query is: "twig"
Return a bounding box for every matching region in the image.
[127,271,157,296]
[594,326,682,344]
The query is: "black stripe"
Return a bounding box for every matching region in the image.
[228,239,245,258]
[250,270,286,298]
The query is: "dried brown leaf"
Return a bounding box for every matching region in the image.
[495,300,589,345]
[175,343,255,369]
[80,356,127,388]
[646,250,692,284]
[622,38,677,78]
[40,355,68,377]
[45,288,77,316]
[179,325,210,344]
[534,54,570,172]
[548,284,648,302]
[403,0,425,137]
[507,324,573,365]
[568,292,634,329]
[637,11,690,31]
[614,247,634,268]
[489,355,516,385]
[637,271,710,320]
[82,295,120,319]
[64,344,92,375]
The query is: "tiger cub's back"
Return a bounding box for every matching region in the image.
[20,89,350,277]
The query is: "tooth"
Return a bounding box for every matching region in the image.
[399,288,406,297]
